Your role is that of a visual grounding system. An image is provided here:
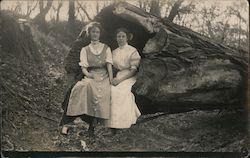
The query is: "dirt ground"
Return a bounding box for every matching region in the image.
[2,103,248,152]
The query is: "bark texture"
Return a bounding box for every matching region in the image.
[65,2,248,114]
[94,2,248,114]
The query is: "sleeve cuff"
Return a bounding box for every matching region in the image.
[130,65,137,70]
[79,62,88,67]
[106,60,113,65]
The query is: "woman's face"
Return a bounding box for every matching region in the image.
[116,31,128,47]
[90,27,100,41]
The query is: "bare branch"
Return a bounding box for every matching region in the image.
[44,0,53,13]
[14,1,23,15]
[76,4,84,21]
[26,1,39,17]
[167,0,184,21]
[39,1,44,12]
[76,0,92,21]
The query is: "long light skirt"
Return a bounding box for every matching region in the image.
[66,76,111,119]
[105,76,141,128]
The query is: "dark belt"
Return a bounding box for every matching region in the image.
[88,67,106,71]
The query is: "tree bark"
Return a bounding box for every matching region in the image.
[70,2,248,114]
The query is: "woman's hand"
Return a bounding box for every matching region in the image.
[86,73,94,79]
[109,78,113,84]
[111,78,121,86]
[82,67,94,79]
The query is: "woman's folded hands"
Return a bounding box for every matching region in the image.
[85,73,94,79]
[110,77,121,86]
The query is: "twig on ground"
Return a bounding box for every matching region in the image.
[3,117,18,130]
[1,79,32,103]
[33,111,59,123]
[8,120,17,130]
[137,113,169,124]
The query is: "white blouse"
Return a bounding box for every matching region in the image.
[79,41,112,67]
[112,44,141,70]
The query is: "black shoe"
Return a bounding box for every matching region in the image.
[111,128,117,135]
[88,126,95,137]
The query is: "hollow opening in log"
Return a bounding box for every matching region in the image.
[96,4,152,58]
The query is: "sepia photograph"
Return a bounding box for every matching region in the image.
[1,0,249,157]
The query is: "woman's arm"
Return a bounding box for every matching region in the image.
[112,49,141,86]
[79,47,93,78]
[112,69,136,86]
[81,67,94,78]
[105,47,113,83]
[107,63,113,83]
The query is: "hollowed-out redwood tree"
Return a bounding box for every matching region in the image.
[66,2,248,114]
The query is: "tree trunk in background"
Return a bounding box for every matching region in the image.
[149,0,161,17]
[68,0,76,35]
[96,2,100,14]
[33,0,53,32]
[167,0,184,22]
[94,2,248,114]
[138,0,147,11]
[56,1,63,22]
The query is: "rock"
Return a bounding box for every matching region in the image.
[3,139,15,151]
[80,140,89,151]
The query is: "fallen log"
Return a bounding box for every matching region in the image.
[94,2,248,114]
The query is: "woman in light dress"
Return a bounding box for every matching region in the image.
[61,22,113,136]
[106,28,141,134]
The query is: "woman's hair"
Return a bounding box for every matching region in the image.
[86,22,103,36]
[115,28,133,41]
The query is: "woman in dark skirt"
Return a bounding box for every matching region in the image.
[60,22,113,136]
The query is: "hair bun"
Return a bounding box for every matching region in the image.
[115,28,133,41]
[85,22,103,36]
